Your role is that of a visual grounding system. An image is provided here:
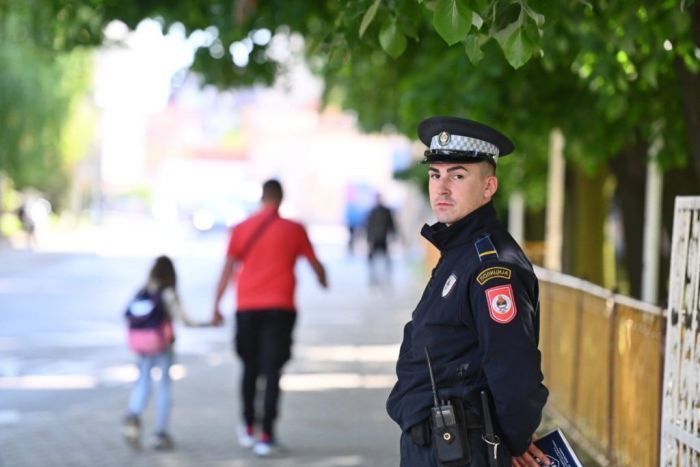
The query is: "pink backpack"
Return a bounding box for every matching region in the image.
[125,288,174,355]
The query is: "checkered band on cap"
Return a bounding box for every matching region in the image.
[430,133,500,157]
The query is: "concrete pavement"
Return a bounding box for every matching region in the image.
[0,232,423,467]
[0,224,598,467]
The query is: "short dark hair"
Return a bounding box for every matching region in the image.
[480,161,496,177]
[262,179,283,202]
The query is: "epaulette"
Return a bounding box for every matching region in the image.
[474,235,499,262]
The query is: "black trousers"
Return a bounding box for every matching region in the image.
[368,241,391,285]
[235,309,296,439]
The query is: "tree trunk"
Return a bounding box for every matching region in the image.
[677,1,700,184]
[567,167,609,286]
[609,139,648,299]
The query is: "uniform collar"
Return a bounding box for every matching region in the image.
[421,202,499,252]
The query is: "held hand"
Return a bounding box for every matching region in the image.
[211,309,224,327]
[511,436,550,467]
[190,321,213,328]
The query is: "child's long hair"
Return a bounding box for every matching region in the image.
[149,256,177,290]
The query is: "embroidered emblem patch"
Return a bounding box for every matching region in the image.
[485,284,517,324]
[476,267,512,285]
[442,273,458,298]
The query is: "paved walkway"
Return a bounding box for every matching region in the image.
[0,235,423,467]
[0,225,598,467]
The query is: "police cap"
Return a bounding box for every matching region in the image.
[418,116,514,165]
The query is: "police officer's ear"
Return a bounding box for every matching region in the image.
[483,172,498,199]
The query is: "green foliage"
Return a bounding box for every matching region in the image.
[90,0,699,183]
[379,17,408,58]
[464,35,484,64]
[1,0,699,212]
[0,4,96,208]
[433,0,472,46]
[98,0,547,82]
[0,0,106,51]
[359,0,382,38]
[492,11,535,69]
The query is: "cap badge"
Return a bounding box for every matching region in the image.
[438,131,450,146]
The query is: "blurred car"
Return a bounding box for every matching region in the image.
[189,200,250,232]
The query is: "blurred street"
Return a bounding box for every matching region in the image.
[0,222,423,466]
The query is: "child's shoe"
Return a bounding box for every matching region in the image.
[121,414,141,449]
[151,432,175,450]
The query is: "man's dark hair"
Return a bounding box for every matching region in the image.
[262,179,283,203]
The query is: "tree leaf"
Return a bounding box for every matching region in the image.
[494,19,533,69]
[505,29,534,69]
[359,0,381,38]
[433,0,472,46]
[472,12,484,30]
[464,34,483,64]
[397,1,422,39]
[522,2,545,28]
[473,0,489,13]
[379,18,407,58]
[522,15,541,43]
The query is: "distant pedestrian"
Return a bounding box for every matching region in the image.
[122,255,198,451]
[211,179,327,457]
[16,200,36,247]
[365,194,397,287]
[345,198,365,256]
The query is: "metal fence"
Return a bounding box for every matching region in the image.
[423,241,666,465]
[660,197,700,466]
[537,266,664,467]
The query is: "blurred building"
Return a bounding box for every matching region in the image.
[92,22,413,233]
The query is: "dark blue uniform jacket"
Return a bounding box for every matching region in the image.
[386,202,548,456]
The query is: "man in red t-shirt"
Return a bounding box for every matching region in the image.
[211,179,327,457]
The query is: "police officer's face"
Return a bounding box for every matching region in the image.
[428,162,498,225]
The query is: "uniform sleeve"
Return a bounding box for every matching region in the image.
[468,261,548,456]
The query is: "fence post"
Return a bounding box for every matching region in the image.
[606,295,617,464]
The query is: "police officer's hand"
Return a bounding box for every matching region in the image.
[211,308,224,326]
[511,436,550,467]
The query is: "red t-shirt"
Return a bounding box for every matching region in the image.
[226,206,318,312]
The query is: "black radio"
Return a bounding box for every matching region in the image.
[425,346,471,466]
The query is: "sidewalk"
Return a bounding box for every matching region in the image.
[0,239,422,467]
[0,228,598,466]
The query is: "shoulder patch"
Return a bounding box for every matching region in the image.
[474,235,498,262]
[476,266,512,285]
[485,284,517,324]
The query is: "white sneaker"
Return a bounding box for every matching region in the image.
[253,441,282,457]
[236,425,255,448]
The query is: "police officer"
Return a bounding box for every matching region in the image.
[386,116,550,467]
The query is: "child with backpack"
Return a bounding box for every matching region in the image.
[122,255,197,450]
